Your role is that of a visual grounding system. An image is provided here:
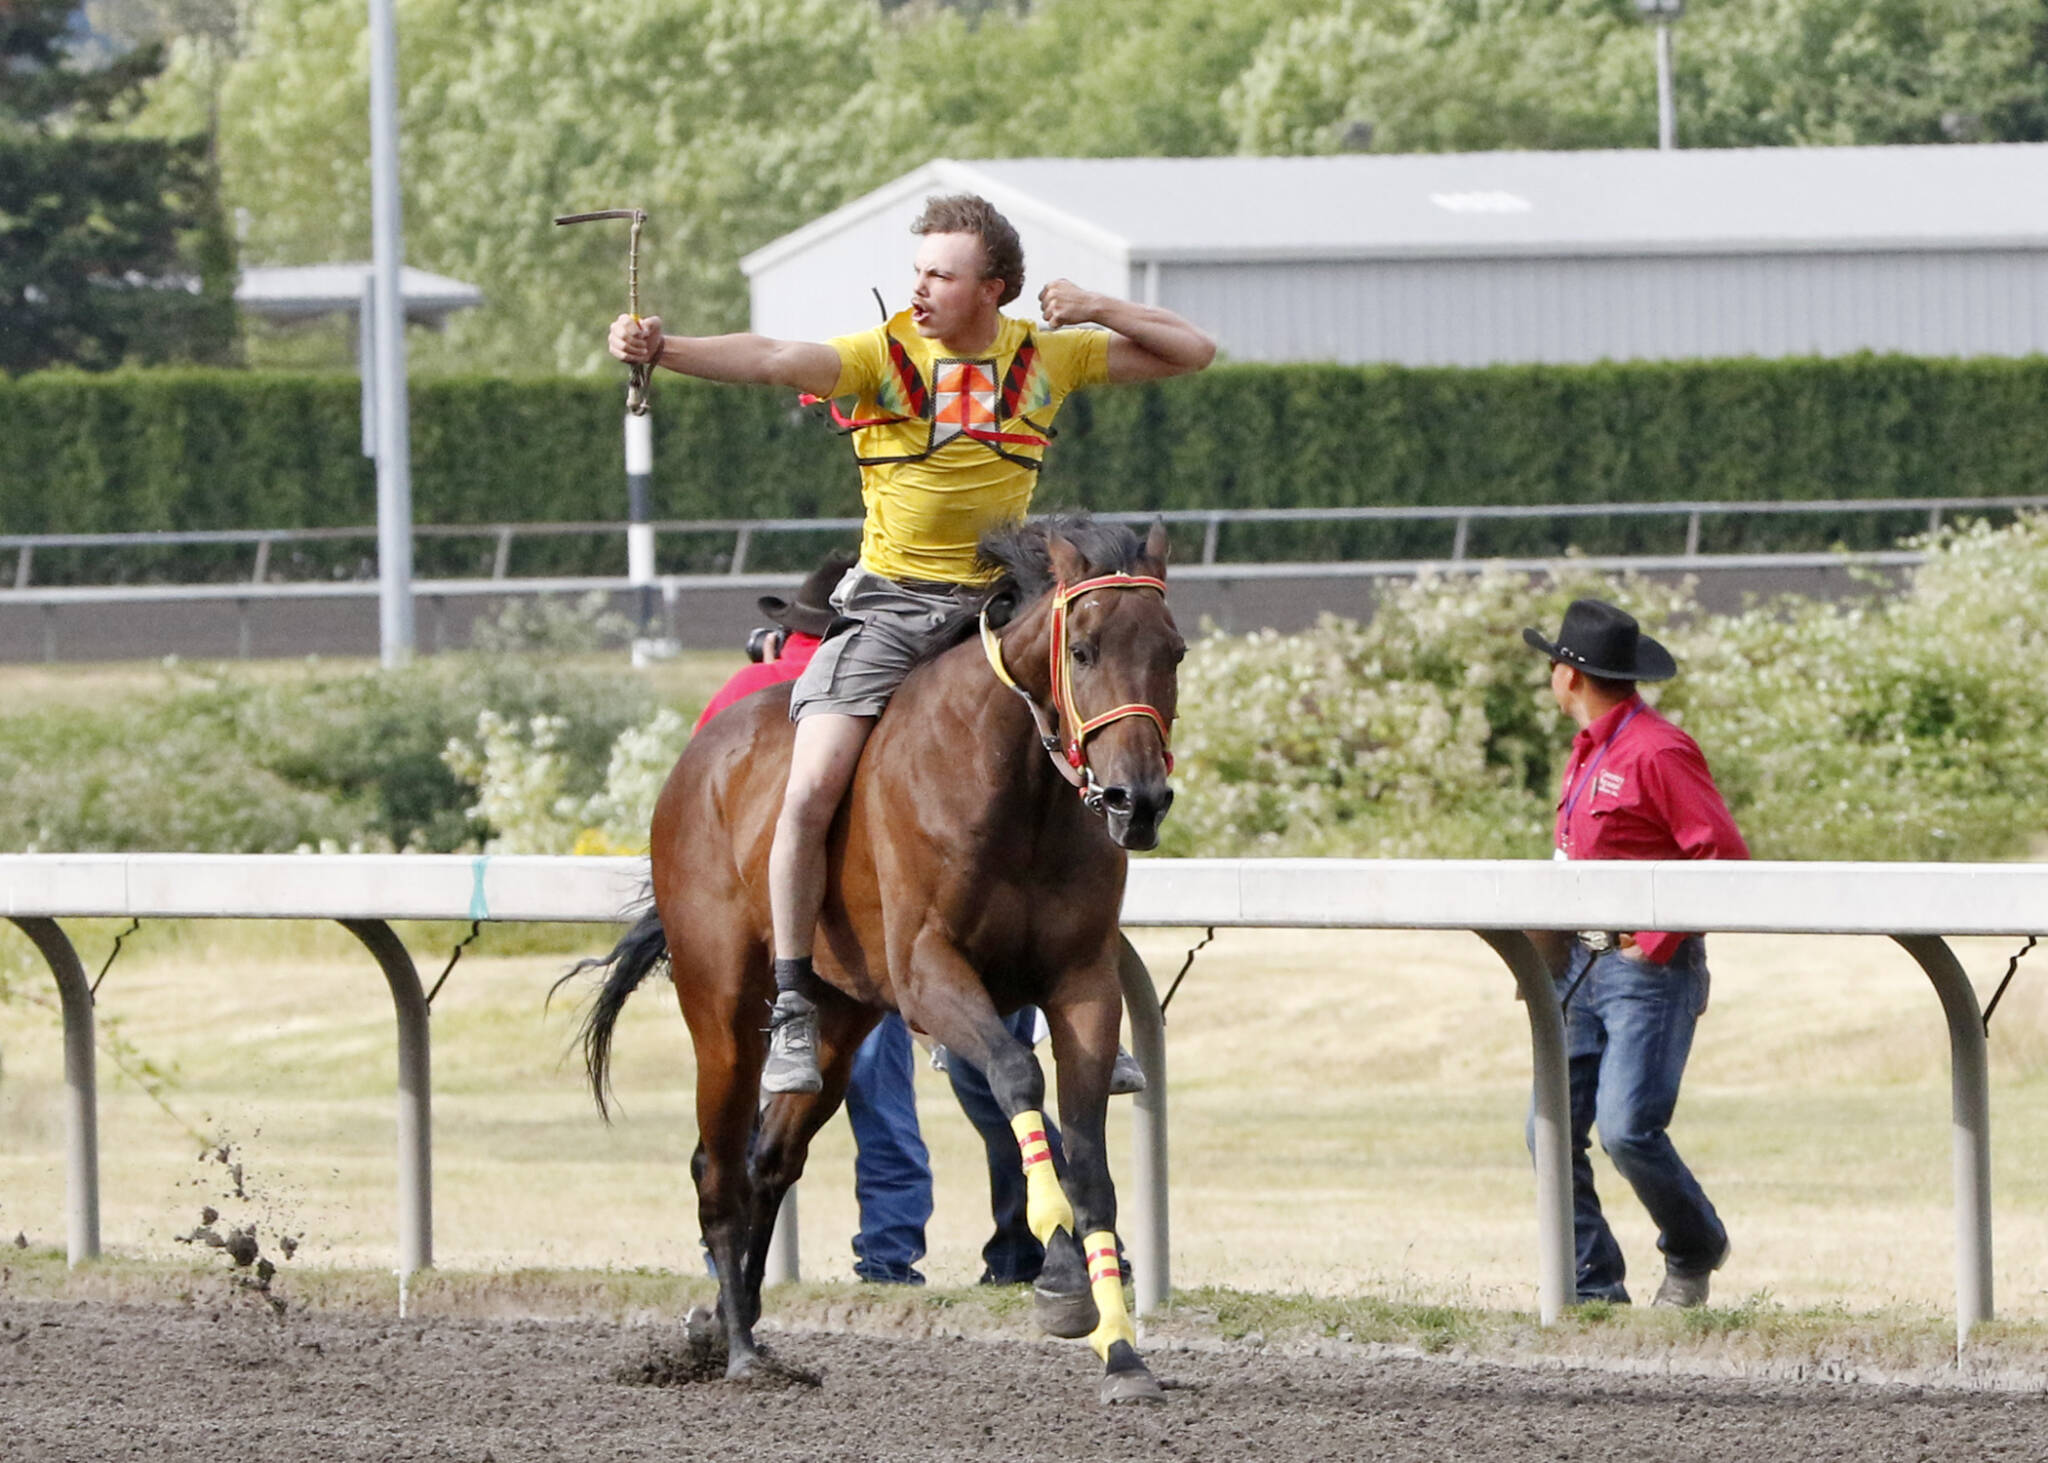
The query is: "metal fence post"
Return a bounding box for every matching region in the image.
[1477,929,1573,1324]
[1892,934,1992,1347]
[764,1187,799,1284]
[340,919,433,1280]
[8,918,100,1265]
[1117,935,1170,1316]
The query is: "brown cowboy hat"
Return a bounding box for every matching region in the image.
[757,548,857,638]
[1523,597,1677,682]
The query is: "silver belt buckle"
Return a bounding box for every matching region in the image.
[1577,930,1620,952]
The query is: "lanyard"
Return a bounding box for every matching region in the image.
[1557,704,1642,850]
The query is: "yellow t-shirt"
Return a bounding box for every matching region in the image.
[825,310,1110,584]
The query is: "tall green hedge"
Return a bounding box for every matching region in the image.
[6,353,2047,580]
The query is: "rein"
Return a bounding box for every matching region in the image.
[980,572,1174,814]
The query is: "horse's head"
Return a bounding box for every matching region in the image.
[1032,519,1184,851]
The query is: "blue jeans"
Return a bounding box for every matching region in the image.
[1527,938,1726,1303]
[846,1013,932,1284]
[948,1007,1067,1285]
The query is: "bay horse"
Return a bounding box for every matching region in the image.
[570,514,1182,1403]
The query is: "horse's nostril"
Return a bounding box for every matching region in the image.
[1101,785,1134,814]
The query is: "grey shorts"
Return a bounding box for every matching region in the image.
[787,566,975,720]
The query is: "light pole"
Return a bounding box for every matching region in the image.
[367,0,414,667]
[1634,0,1684,151]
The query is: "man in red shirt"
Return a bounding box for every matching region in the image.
[1523,597,1748,1309]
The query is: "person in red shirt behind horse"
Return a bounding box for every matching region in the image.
[692,554,845,734]
[1524,597,1748,1310]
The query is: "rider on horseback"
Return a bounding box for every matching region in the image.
[608,193,1214,1094]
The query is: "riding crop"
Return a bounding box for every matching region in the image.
[554,207,653,415]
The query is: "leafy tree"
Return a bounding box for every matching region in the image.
[107,0,2048,376]
[0,0,236,372]
[1225,0,1646,154]
[1223,0,2048,154]
[1677,0,2048,147]
[167,0,1324,373]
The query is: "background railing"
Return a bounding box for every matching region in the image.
[7,494,2044,590]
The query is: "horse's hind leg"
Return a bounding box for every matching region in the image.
[669,920,780,1380]
[689,1030,764,1376]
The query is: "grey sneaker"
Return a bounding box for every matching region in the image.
[1652,1239,1731,1310]
[761,993,822,1095]
[1109,1047,1147,1096]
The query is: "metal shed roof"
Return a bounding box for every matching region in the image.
[743,146,2048,271]
[236,264,483,325]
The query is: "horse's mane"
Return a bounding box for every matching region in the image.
[918,512,1147,660]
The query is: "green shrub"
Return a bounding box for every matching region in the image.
[0,657,664,853]
[1162,514,2048,861]
[1662,515,2048,861]
[7,355,2048,581]
[9,516,2048,862]
[1156,566,1695,858]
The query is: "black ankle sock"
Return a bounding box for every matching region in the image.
[772,956,816,1003]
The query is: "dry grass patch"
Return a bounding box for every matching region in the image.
[6,922,2048,1324]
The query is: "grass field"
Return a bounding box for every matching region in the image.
[7,918,2048,1324]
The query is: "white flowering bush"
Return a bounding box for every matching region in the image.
[1660,515,2048,861]
[442,707,690,855]
[1165,517,2048,862]
[1161,564,1694,858]
[0,657,664,854]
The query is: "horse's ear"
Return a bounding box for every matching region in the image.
[1046,530,1087,585]
[1141,518,1170,579]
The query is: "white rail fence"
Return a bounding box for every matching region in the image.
[3,854,2038,1347]
[12,494,2040,587]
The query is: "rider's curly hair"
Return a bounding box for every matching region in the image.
[912,193,1025,307]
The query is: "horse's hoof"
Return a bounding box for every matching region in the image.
[684,1304,724,1347]
[724,1349,759,1383]
[1033,1282,1099,1339]
[1100,1342,1164,1405]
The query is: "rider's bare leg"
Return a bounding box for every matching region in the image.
[761,712,875,1094]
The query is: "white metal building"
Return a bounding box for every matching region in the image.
[741,147,2048,367]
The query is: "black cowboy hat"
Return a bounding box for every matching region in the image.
[1522,598,1677,683]
[757,548,857,638]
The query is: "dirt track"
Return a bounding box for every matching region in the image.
[3,1296,2042,1462]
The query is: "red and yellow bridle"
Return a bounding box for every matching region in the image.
[980,572,1175,811]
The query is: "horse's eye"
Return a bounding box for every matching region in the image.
[1171,644,1187,666]
[1071,642,1095,668]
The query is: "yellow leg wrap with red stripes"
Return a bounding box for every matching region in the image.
[1082,1229,1136,1361]
[1009,1110,1073,1245]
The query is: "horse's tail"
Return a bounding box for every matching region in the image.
[551,898,670,1122]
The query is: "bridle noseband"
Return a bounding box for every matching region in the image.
[980,572,1175,815]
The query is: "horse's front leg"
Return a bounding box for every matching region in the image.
[901,931,1155,1402]
[898,930,1079,1265]
[1044,984,1163,1404]
[735,992,876,1347]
